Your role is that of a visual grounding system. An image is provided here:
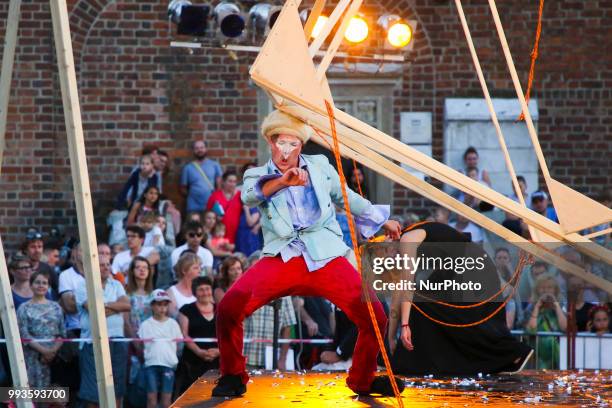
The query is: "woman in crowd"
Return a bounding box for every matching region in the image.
[167,253,200,316]
[213,256,244,304]
[17,270,65,388]
[155,214,177,289]
[202,210,217,242]
[10,254,51,311]
[206,171,242,244]
[567,275,595,332]
[348,165,369,200]
[523,274,567,369]
[494,247,523,329]
[460,146,492,187]
[124,257,154,347]
[127,185,162,225]
[588,305,610,336]
[174,276,219,397]
[235,201,262,257]
[390,221,532,375]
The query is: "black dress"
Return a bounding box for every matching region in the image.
[173,302,219,397]
[391,222,532,375]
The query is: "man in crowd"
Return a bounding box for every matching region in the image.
[21,230,58,299]
[112,225,159,282]
[76,254,130,408]
[180,140,223,213]
[171,221,213,277]
[531,190,558,222]
[56,244,86,400]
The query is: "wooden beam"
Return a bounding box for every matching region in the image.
[583,227,611,240]
[279,104,612,265]
[454,0,551,243]
[485,0,612,235]
[0,2,33,407]
[308,125,612,294]
[308,0,351,57]
[0,241,32,408]
[303,0,326,41]
[485,0,551,181]
[49,1,115,406]
[0,0,20,163]
[315,0,363,81]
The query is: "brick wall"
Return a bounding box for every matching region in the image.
[0,0,610,248]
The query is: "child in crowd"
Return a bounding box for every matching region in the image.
[111,243,124,259]
[209,223,234,253]
[588,305,610,336]
[138,289,183,408]
[117,155,160,210]
[141,212,165,247]
[128,185,162,225]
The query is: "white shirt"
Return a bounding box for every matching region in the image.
[144,226,165,247]
[138,317,183,368]
[450,221,484,243]
[170,244,213,273]
[112,246,155,275]
[76,277,126,349]
[58,267,86,330]
[168,285,196,311]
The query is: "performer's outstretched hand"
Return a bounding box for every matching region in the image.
[400,325,414,351]
[382,220,401,240]
[280,167,308,187]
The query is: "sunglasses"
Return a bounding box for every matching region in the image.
[188,232,204,238]
[14,265,32,271]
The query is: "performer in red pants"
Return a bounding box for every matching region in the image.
[212,110,403,397]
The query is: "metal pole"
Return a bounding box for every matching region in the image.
[272,299,281,370]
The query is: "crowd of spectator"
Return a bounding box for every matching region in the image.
[0,142,610,406]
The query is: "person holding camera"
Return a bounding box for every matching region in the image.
[523,274,567,369]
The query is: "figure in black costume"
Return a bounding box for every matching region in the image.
[389,222,533,375]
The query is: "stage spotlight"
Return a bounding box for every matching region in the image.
[214,2,245,38]
[168,0,210,36]
[249,3,282,38]
[344,15,369,44]
[377,14,414,49]
[299,9,329,39]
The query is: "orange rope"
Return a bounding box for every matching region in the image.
[324,100,404,407]
[412,250,526,309]
[410,252,531,328]
[518,0,545,121]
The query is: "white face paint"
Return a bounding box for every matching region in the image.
[276,139,300,160]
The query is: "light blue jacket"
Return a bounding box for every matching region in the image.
[241,154,374,262]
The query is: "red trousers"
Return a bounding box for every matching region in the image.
[216,255,387,393]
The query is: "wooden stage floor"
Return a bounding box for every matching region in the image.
[171,369,611,407]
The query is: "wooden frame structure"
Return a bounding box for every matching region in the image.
[0,1,116,406]
[249,0,612,292]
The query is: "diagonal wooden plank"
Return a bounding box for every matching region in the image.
[279,103,612,265]
[548,178,612,234]
[49,0,116,406]
[306,119,612,294]
[250,0,333,112]
[0,2,33,405]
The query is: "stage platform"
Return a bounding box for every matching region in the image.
[172,369,610,407]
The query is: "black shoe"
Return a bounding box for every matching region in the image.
[358,375,405,396]
[211,374,246,397]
